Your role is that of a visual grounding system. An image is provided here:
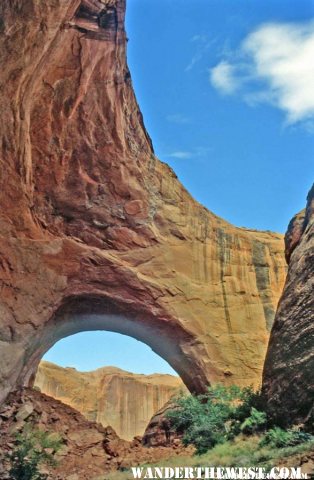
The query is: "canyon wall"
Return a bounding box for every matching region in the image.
[0,0,286,405]
[35,360,184,440]
[263,184,314,429]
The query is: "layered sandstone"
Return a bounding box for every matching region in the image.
[35,360,184,440]
[0,0,286,406]
[263,184,314,429]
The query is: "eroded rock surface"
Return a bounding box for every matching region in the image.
[142,399,183,448]
[0,0,286,405]
[0,388,192,480]
[263,184,314,429]
[35,360,184,440]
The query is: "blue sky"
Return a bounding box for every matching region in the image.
[44,331,177,375]
[44,1,314,375]
[127,0,314,231]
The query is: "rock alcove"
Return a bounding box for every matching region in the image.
[71,0,121,40]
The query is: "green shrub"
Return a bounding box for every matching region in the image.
[260,427,313,448]
[165,386,313,455]
[9,425,62,480]
[287,430,314,446]
[166,385,266,454]
[231,386,265,421]
[240,407,267,434]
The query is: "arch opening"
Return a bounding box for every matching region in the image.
[21,295,210,400]
[34,330,185,440]
[42,330,178,376]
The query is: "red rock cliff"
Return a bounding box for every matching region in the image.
[0,0,286,405]
[262,184,314,429]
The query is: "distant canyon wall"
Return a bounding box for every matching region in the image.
[35,361,184,440]
[0,0,286,405]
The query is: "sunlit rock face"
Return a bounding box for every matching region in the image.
[0,0,286,405]
[35,361,184,440]
[263,184,314,429]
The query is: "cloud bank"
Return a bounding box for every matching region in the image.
[210,20,314,123]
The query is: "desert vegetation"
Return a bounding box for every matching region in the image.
[7,426,62,480]
[105,386,314,480]
[165,385,313,454]
[106,436,314,480]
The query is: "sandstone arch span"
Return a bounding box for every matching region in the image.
[23,295,209,394]
[0,0,286,405]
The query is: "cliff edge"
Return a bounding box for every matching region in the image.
[263,184,314,429]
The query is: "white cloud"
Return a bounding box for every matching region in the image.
[167,151,193,159]
[166,114,190,124]
[165,146,212,161]
[209,20,314,124]
[185,52,204,72]
[185,35,216,72]
[191,35,207,43]
[210,61,238,94]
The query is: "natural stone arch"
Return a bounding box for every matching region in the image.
[0,0,286,406]
[23,295,210,394]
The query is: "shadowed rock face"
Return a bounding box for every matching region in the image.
[35,361,184,440]
[0,0,286,405]
[262,184,314,429]
[142,398,183,448]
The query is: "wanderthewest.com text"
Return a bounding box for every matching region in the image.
[131,466,308,479]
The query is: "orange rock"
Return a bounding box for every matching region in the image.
[35,360,184,440]
[0,0,286,407]
[124,199,146,216]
